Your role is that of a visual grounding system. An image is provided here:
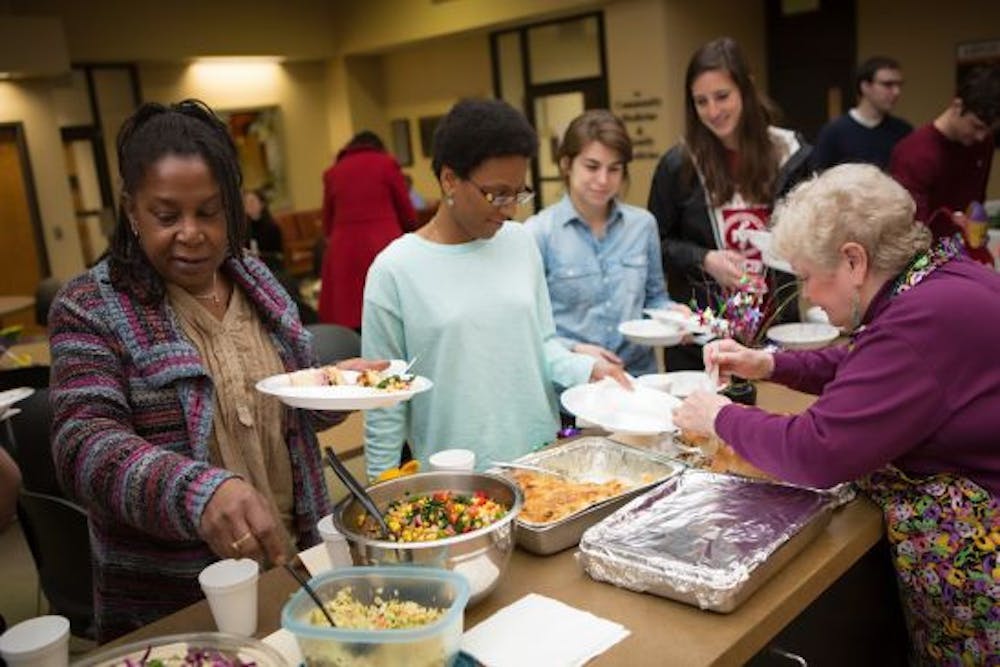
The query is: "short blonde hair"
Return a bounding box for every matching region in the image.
[772,163,930,274]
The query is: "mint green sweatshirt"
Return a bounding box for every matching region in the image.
[361,222,595,479]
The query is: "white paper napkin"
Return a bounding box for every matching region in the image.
[460,593,629,667]
[261,628,302,666]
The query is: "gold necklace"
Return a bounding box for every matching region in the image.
[193,271,220,305]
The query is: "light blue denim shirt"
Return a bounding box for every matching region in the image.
[525,194,672,375]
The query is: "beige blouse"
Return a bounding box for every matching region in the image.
[167,283,296,554]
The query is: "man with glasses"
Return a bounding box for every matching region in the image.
[890,65,1000,265]
[811,56,912,171]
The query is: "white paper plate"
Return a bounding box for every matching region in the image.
[642,308,709,335]
[766,323,839,350]
[561,380,680,435]
[618,319,684,347]
[0,387,34,415]
[744,229,795,274]
[255,360,432,410]
[636,371,727,398]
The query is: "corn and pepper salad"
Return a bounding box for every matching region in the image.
[370,490,508,542]
[308,587,444,630]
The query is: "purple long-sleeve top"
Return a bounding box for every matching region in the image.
[715,255,1000,496]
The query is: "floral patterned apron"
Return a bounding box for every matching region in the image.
[856,237,1000,666]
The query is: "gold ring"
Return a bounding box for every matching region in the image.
[230,531,253,552]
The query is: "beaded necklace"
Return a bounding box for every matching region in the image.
[890,234,964,298]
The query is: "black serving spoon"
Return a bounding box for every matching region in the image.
[323,448,391,539]
[282,561,336,627]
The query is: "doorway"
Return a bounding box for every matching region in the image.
[0,123,47,296]
[765,0,856,141]
[491,13,609,210]
[61,126,113,266]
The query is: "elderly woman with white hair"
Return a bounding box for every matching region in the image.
[673,163,1000,666]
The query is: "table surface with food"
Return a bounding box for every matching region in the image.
[94,382,885,666]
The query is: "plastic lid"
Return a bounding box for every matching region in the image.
[0,615,69,657]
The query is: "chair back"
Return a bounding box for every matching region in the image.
[5,388,61,496]
[305,323,361,365]
[34,277,63,327]
[2,387,95,638]
[16,490,95,639]
[0,365,49,392]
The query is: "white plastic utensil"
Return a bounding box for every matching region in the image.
[492,461,572,480]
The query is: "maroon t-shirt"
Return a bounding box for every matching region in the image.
[889,123,994,264]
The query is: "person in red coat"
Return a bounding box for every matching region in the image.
[319,131,416,329]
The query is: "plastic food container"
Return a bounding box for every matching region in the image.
[281,566,470,667]
[71,632,287,666]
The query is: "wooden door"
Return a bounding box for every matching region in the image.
[766,0,857,142]
[0,124,46,297]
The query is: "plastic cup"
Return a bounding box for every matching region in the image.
[428,448,475,472]
[198,558,259,636]
[966,219,988,248]
[317,514,353,570]
[0,615,69,667]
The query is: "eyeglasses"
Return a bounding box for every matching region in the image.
[873,79,904,89]
[466,179,535,207]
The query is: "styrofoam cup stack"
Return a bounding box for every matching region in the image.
[317,514,353,570]
[198,558,259,636]
[0,615,70,667]
[429,449,476,472]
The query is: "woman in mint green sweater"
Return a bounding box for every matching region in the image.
[362,99,626,479]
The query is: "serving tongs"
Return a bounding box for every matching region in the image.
[323,448,390,539]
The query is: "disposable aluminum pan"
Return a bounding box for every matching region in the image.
[578,469,832,613]
[498,437,684,555]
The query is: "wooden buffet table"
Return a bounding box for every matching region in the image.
[103,382,885,666]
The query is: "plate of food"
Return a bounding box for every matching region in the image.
[256,359,432,410]
[72,631,286,666]
[636,371,727,398]
[642,308,710,335]
[561,379,681,435]
[618,319,685,347]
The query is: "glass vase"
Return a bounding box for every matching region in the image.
[722,377,757,406]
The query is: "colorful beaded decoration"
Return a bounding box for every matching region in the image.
[890,234,964,298]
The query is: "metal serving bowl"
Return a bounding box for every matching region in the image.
[331,471,523,606]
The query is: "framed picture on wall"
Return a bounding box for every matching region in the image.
[956,39,1000,86]
[390,118,412,167]
[217,106,289,208]
[418,115,444,158]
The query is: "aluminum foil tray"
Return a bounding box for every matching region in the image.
[498,437,684,555]
[577,469,832,612]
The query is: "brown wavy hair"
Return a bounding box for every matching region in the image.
[683,37,780,207]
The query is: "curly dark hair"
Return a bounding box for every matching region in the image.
[957,66,1000,126]
[430,98,538,179]
[109,99,246,304]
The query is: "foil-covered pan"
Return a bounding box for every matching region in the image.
[495,437,684,555]
[577,469,833,612]
[660,434,856,508]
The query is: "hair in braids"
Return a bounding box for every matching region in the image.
[109,99,246,304]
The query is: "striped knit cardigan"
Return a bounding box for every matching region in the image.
[49,255,344,642]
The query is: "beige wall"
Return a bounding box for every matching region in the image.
[380,31,494,199]
[140,60,332,211]
[11,0,342,61]
[0,80,84,280]
[858,0,1000,198]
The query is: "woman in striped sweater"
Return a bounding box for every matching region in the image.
[49,100,383,642]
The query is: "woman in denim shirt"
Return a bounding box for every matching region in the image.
[526,110,685,375]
